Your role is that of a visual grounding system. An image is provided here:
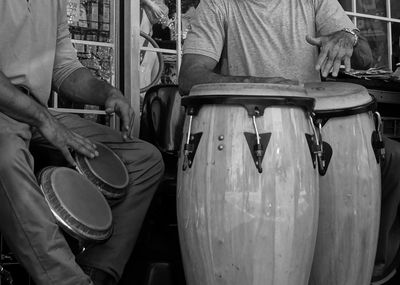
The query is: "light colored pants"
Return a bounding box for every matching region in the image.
[0,111,164,285]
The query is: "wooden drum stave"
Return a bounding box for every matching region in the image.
[306,82,383,285]
[177,83,320,285]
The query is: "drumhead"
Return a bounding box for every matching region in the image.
[184,83,314,116]
[39,167,113,242]
[305,82,374,111]
[189,83,308,97]
[75,142,129,201]
[80,142,129,189]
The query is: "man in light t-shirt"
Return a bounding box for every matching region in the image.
[179,0,400,283]
[179,0,372,93]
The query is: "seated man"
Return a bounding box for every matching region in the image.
[178,0,400,283]
[0,1,164,284]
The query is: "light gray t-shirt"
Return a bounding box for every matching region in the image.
[183,0,356,83]
[0,0,83,105]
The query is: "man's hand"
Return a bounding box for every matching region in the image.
[141,0,169,25]
[38,116,98,167]
[306,30,357,77]
[104,88,135,141]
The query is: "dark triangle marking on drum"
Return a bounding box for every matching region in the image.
[244,132,271,173]
[304,133,332,175]
[371,130,385,164]
[317,141,332,176]
[183,132,202,170]
[305,134,318,168]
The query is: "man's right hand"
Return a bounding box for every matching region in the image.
[38,116,98,167]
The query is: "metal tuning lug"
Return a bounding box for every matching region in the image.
[307,115,332,176]
[182,115,193,171]
[244,114,271,174]
[252,115,263,173]
[182,115,203,170]
[372,111,385,163]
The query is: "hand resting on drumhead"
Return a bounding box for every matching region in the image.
[37,115,99,167]
[306,29,373,78]
[0,71,98,168]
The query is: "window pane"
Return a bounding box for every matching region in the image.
[391,0,400,19]
[358,18,389,68]
[357,0,387,17]
[339,0,353,11]
[393,23,400,69]
[67,0,112,43]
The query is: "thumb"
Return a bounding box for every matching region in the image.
[306,35,322,47]
[105,107,114,115]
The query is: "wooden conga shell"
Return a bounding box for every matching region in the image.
[177,83,319,285]
[306,82,381,285]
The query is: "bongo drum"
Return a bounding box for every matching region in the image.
[177,83,320,285]
[75,142,129,202]
[306,82,382,285]
[38,167,113,243]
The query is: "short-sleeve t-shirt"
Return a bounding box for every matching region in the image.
[0,0,83,105]
[183,0,356,83]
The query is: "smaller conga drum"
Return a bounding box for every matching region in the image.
[75,142,129,202]
[306,82,383,285]
[38,167,113,243]
[177,83,320,285]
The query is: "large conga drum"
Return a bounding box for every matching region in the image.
[38,167,113,243]
[306,82,382,285]
[177,83,320,285]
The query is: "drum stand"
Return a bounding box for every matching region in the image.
[0,264,13,285]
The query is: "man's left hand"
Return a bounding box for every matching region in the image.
[104,89,135,141]
[306,30,357,78]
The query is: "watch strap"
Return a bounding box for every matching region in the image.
[341,28,359,47]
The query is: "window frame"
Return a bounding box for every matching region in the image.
[343,0,400,70]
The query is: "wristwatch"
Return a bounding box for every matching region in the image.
[341,28,359,47]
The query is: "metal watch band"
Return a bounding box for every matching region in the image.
[341,28,359,47]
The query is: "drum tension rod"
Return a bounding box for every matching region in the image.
[372,112,385,163]
[182,115,202,171]
[252,111,264,173]
[309,116,325,169]
[183,115,194,170]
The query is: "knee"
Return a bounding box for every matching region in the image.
[125,140,165,178]
[141,142,165,176]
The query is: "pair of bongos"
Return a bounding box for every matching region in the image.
[37,142,129,243]
[176,82,383,285]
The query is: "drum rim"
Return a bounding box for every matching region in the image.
[75,142,129,200]
[313,97,377,120]
[39,167,113,242]
[189,82,308,96]
[181,95,315,116]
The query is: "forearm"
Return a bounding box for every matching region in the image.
[0,71,52,127]
[351,35,373,70]
[58,67,117,106]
